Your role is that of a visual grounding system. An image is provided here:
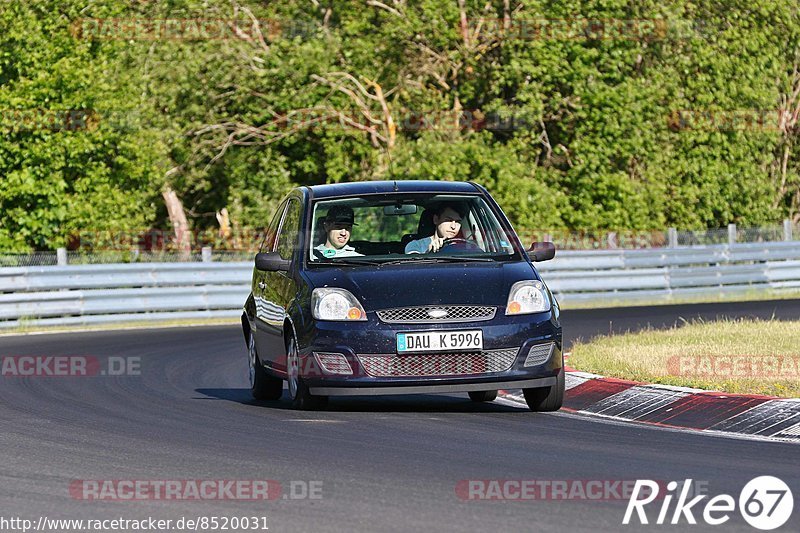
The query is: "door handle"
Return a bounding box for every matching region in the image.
[258,281,266,289]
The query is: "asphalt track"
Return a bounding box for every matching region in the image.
[1,300,799,532]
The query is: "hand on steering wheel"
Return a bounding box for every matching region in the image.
[441,238,469,246]
[427,234,445,253]
[436,237,481,252]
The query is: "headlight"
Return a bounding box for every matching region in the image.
[505,280,551,315]
[312,288,367,321]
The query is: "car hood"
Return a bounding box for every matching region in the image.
[303,260,538,309]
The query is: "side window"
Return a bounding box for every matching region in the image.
[276,199,302,260]
[260,200,287,253]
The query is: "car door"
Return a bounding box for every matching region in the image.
[257,197,303,373]
[253,199,287,365]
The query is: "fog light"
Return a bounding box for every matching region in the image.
[314,352,354,375]
[523,342,554,367]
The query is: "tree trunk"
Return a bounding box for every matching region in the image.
[162,186,191,259]
[457,0,470,47]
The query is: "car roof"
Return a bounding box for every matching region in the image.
[303,180,481,199]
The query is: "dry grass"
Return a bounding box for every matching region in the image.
[569,318,800,398]
[557,288,800,310]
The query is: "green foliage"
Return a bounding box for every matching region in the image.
[0,0,164,251]
[1,0,799,251]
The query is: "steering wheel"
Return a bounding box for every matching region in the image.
[437,237,482,252]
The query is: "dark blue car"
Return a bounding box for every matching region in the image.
[242,180,562,410]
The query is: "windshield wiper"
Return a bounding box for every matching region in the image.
[379,255,493,264]
[428,256,494,262]
[379,257,437,265]
[311,259,377,266]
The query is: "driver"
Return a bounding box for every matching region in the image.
[315,205,363,258]
[405,202,465,254]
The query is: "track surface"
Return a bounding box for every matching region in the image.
[1,301,799,532]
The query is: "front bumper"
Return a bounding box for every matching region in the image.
[296,309,562,395]
[310,376,557,396]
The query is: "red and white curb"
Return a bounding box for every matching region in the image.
[501,370,800,443]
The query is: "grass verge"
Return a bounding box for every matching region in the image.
[568,318,800,398]
[557,288,800,310]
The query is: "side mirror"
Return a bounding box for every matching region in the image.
[255,251,290,272]
[528,241,555,262]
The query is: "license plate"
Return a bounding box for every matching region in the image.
[396,330,483,353]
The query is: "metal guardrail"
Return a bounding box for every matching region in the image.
[538,241,800,304]
[0,263,252,329]
[1,242,800,329]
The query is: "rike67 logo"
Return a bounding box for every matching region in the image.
[624,477,794,530]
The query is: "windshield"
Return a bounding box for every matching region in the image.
[308,194,520,265]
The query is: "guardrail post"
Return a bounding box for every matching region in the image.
[56,248,67,266]
[668,227,678,248]
[784,219,793,241]
[728,223,737,246]
[201,246,213,263]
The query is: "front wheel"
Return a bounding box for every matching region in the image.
[248,332,283,401]
[286,336,328,410]
[522,369,564,412]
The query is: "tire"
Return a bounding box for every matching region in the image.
[248,332,283,401]
[286,336,328,410]
[468,390,498,402]
[522,369,564,412]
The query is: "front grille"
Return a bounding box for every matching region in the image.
[357,348,519,377]
[376,305,496,324]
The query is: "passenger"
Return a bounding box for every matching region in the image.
[405,202,465,254]
[315,205,363,258]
